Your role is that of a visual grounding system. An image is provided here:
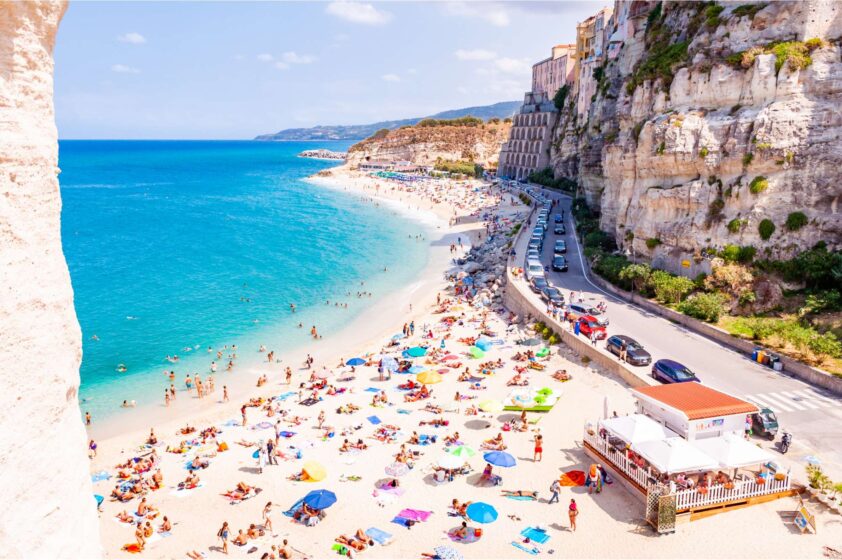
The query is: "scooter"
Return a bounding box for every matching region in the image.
[778,430,792,454]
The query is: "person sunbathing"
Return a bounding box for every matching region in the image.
[147,430,158,445]
[419,417,449,427]
[450,521,469,540]
[451,499,470,517]
[111,486,136,502]
[247,523,265,539]
[136,497,155,516]
[191,456,209,470]
[180,424,196,435]
[552,369,571,381]
[465,404,478,416]
[159,516,172,533]
[482,433,505,449]
[444,431,461,445]
[179,472,200,490]
[340,439,352,452]
[501,489,538,499]
[336,535,366,551]
[143,521,154,538]
[457,371,472,382]
[233,529,249,546]
[236,482,252,494]
[354,529,374,546]
[423,403,443,414]
[398,380,418,390]
[352,439,368,450]
[116,510,134,523]
[507,373,528,386]
[408,431,420,444]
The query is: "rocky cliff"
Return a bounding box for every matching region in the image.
[0,2,102,557]
[551,0,842,272]
[347,120,511,168]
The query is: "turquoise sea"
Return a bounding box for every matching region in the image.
[59,140,429,420]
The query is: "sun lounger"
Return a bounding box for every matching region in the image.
[366,527,393,545]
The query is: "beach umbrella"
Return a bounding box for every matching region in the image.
[302,461,327,482]
[478,399,504,413]
[385,462,410,478]
[521,338,542,346]
[417,371,443,385]
[475,339,492,351]
[391,333,405,340]
[433,546,463,560]
[438,454,464,469]
[405,346,428,358]
[469,346,485,359]
[381,357,398,372]
[346,358,366,366]
[448,445,476,458]
[303,489,337,509]
[466,502,498,523]
[408,365,426,374]
[484,451,516,468]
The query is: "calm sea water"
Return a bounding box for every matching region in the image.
[59,140,429,419]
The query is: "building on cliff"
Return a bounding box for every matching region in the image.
[575,7,614,121]
[497,45,576,181]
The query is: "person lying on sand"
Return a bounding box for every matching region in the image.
[179,472,200,490]
[247,523,264,539]
[451,499,471,517]
[450,521,470,540]
[186,551,204,560]
[191,456,209,470]
[501,489,538,499]
[481,433,506,450]
[116,510,133,523]
[419,417,448,427]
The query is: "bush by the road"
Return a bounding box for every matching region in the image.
[678,292,726,323]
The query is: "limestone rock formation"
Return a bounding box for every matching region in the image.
[550,1,842,273]
[346,120,511,168]
[0,1,102,557]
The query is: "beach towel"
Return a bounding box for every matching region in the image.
[277,391,297,401]
[391,516,413,528]
[365,387,381,393]
[397,409,412,414]
[91,470,111,483]
[397,508,432,522]
[279,431,296,438]
[559,470,585,487]
[252,421,273,430]
[299,398,319,406]
[365,527,393,546]
[511,542,539,555]
[283,498,305,517]
[121,543,142,554]
[367,415,382,425]
[170,483,204,497]
[505,495,536,501]
[520,527,550,545]
[222,419,240,427]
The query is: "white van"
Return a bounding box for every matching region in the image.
[525,259,545,281]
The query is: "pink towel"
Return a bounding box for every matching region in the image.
[398,508,432,522]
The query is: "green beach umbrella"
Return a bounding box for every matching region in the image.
[448,445,477,458]
[469,346,485,359]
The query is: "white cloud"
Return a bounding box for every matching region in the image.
[455,48,498,61]
[111,64,140,74]
[381,73,401,82]
[257,53,274,62]
[444,2,510,27]
[326,1,392,25]
[275,61,290,70]
[282,52,316,65]
[494,57,531,75]
[117,32,146,44]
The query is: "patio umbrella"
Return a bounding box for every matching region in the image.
[408,365,426,374]
[484,451,516,468]
[302,461,327,482]
[478,399,504,413]
[417,371,443,385]
[466,502,498,523]
[448,445,476,458]
[433,546,463,560]
[521,338,541,346]
[303,489,337,509]
[475,338,492,351]
[469,346,485,359]
[385,462,410,477]
[438,454,464,469]
[381,357,398,372]
[346,358,366,366]
[405,346,428,358]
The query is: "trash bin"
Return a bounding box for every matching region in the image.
[574,321,580,336]
[773,361,783,372]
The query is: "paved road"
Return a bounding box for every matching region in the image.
[518,187,842,477]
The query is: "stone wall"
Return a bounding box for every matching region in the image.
[0,2,103,557]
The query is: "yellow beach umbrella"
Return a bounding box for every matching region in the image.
[416,371,443,385]
[478,399,504,413]
[302,460,327,482]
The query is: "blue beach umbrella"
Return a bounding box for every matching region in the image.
[408,365,425,374]
[346,358,366,366]
[405,346,428,358]
[483,451,516,468]
[303,489,337,510]
[466,502,498,523]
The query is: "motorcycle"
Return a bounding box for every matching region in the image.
[778,430,792,454]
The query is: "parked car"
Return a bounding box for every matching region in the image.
[554,224,566,235]
[526,249,541,261]
[651,359,700,384]
[525,260,544,281]
[527,240,542,252]
[567,303,608,326]
[541,285,565,306]
[577,316,607,340]
[554,214,564,223]
[605,335,652,366]
[751,408,779,439]
[530,276,549,293]
[553,240,567,255]
[552,255,568,272]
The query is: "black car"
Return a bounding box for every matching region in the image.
[554,224,566,235]
[553,240,567,255]
[552,255,569,272]
[541,285,565,306]
[529,276,549,293]
[651,359,700,384]
[554,214,564,223]
[605,335,652,366]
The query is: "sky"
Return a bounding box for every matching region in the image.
[54,1,603,139]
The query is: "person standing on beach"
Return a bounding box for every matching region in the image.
[568,499,578,531]
[317,411,326,429]
[165,389,170,407]
[263,502,274,535]
[223,385,229,403]
[217,521,230,554]
[533,434,543,462]
[285,367,292,385]
[85,411,91,425]
[548,478,560,504]
[266,440,277,465]
[241,405,248,426]
[170,384,176,401]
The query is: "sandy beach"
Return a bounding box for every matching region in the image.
[91,167,841,559]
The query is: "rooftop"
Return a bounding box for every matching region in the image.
[634,383,758,420]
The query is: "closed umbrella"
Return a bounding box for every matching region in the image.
[417,371,443,385]
[448,445,476,458]
[484,451,516,467]
[303,489,337,509]
[302,461,327,481]
[385,462,410,477]
[346,358,366,366]
[478,399,504,413]
[466,502,498,523]
[438,454,464,469]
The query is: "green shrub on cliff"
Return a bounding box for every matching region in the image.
[626,41,689,94]
[727,218,746,233]
[678,292,726,322]
[758,218,776,240]
[749,176,768,194]
[786,211,808,231]
[553,84,570,110]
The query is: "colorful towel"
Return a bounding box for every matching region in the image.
[277,392,297,401]
[365,527,393,545]
[279,431,296,438]
[505,495,535,501]
[299,398,319,406]
[365,387,381,393]
[511,542,539,555]
[397,409,412,414]
[367,415,382,425]
[520,527,550,544]
[559,470,585,487]
[91,470,111,483]
[397,508,432,522]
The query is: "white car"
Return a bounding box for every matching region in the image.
[525,260,545,281]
